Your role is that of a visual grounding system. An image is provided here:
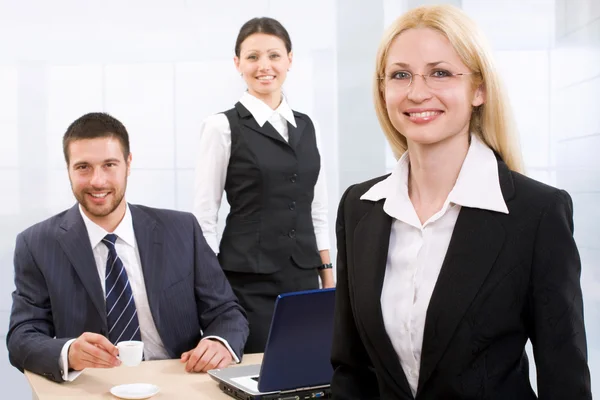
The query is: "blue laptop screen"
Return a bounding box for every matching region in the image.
[257,288,335,393]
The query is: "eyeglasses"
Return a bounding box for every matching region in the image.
[380,70,477,90]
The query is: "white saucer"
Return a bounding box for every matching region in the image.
[110,383,160,399]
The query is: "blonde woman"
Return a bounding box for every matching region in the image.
[331,5,591,399]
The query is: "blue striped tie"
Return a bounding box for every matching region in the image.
[102,234,142,344]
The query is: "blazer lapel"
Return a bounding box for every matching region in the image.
[57,204,106,327]
[353,201,414,399]
[417,203,506,395]
[130,205,164,325]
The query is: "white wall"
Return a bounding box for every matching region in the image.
[1,1,598,398]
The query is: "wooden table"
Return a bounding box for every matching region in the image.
[25,353,263,400]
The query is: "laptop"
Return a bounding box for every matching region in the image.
[208,288,335,400]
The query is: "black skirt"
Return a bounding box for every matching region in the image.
[224,266,319,354]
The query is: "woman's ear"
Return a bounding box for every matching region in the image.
[472,84,485,107]
[234,56,241,75]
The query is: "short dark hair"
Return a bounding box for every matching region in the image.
[234,17,292,57]
[62,112,130,164]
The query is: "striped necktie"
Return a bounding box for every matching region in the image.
[102,234,142,344]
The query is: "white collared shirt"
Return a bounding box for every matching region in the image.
[59,204,237,381]
[360,135,508,396]
[193,91,330,254]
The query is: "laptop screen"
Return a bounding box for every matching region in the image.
[257,288,336,393]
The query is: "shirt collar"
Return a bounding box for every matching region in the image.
[239,91,297,128]
[79,203,137,250]
[448,135,509,214]
[361,134,508,221]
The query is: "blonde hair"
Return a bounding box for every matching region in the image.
[373,5,524,173]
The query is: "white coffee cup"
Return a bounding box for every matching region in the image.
[116,340,144,367]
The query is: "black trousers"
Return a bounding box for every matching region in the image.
[224,266,319,354]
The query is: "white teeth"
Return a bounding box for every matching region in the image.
[409,111,441,118]
[257,76,274,80]
[91,193,108,198]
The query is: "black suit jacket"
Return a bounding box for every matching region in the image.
[7,204,249,382]
[331,161,591,399]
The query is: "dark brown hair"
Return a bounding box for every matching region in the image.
[235,17,292,57]
[63,112,130,164]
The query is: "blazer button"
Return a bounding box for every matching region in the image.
[290,173,297,183]
[289,201,296,211]
[288,229,296,238]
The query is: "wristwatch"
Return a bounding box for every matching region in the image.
[317,263,333,270]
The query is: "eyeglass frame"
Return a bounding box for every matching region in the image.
[378,71,479,89]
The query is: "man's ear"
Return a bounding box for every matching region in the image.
[126,153,132,177]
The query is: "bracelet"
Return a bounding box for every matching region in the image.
[317,263,333,270]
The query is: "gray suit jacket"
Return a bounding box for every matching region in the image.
[7,203,249,382]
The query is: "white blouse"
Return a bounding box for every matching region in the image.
[193,92,330,254]
[360,135,509,396]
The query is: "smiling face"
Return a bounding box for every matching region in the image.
[383,27,484,147]
[235,33,292,104]
[67,136,130,229]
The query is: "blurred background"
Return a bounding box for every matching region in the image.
[0,0,597,397]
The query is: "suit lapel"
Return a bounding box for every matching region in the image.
[57,204,106,327]
[353,201,414,399]
[417,175,511,394]
[130,205,164,325]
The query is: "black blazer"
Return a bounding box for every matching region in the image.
[331,161,591,399]
[7,204,249,382]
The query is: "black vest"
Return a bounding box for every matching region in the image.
[217,102,322,274]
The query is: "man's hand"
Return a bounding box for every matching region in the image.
[68,332,121,371]
[180,338,233,373]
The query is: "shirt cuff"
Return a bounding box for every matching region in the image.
[315,231,330,251]
[201,336,240,363]
[59,339,84,382]
[206,235,220,255]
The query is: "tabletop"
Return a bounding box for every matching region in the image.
[25,353,264,400]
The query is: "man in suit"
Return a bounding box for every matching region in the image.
[7,112,249,382]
